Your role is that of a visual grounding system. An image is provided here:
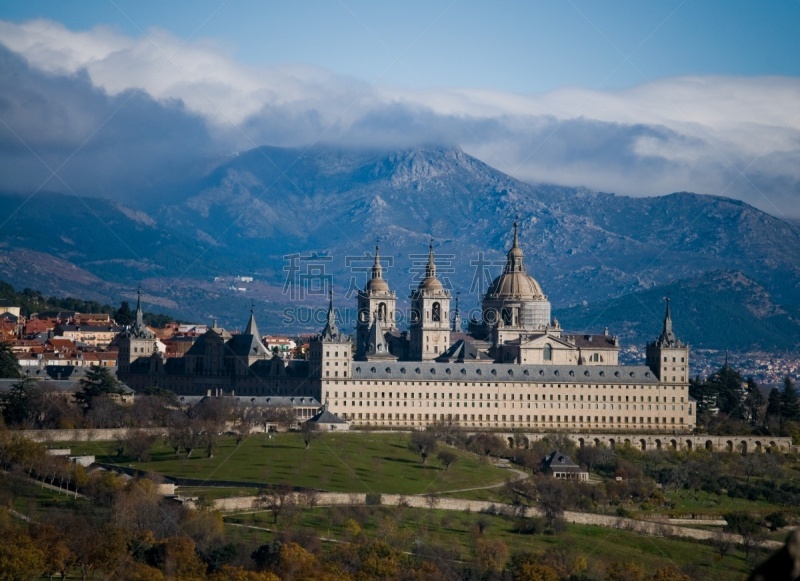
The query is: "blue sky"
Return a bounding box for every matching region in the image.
[4,1,799,91]
[1,1,799,217]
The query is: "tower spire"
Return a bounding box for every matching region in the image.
[425,240,436,279]
[244,304,259,337]
[512,220,519,249]
[320,287,340,341]
[372,245,383,280]
[658,296,679,346]
[135,286,144,328]
[452,292,462,332]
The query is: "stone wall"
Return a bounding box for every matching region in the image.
[15,428,168,443]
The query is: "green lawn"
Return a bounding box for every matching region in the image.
[661,488,793,517]
[66,432,508,495]
[226,506,757,580]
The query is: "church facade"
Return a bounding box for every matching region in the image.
[118,224,695,432]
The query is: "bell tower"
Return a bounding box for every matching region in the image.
[356,246,397,358]
[646,297,689,385]
[410,243,451,360]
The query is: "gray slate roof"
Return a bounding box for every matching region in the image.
[176,395,321,407]
[308,405,347,424]
[350,361,658,383]
[542,450,584,472]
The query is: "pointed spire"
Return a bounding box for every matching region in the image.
[320,287,340,341]
[135,286,144,328]
[372,245,383,280]
[452,293,462,332]
[130,286,154,339]
[244,306,259,338]
[658,296,679,346]
[505,222,525,273]
[426,240,436,279]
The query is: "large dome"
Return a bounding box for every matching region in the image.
[486,222,546,300]
[486,269,544,299]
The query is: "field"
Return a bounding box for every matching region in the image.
[65,432,509,495]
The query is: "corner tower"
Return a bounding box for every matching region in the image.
[356,246,397,358]
[646,298,689,384]
[117,289,158,375]
[309,290,351,382]
[410,243,451,360]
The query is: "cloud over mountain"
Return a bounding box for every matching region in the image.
[1,19,799,217]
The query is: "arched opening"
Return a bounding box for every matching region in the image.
[655,439,662,450]
[726,440,734,453]
[639,439,647,451]
[593,438,601,447]
[432,302,441,322]
[769,441,777,453]
[705,440,713,451]
[686,440,693,451]
[755,441,762,453]
[578,438,585,448]
[624,439,631,448]
[378,302,387,322]
[544,343,553,361]
[740,441,748,455]
[501,307,512,326]
[670,439,677,450]
[609,438,616,450]
[507,437,514,449]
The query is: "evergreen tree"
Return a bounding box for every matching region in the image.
[766,388,782,416]
[114,301,134,326]
[0,341,21,378]
[708,364,745,419]
[75,366,124,410]
[780,376,800,422]
[689,376,710,414]
[0,377,43,427]
[743,377,765,428]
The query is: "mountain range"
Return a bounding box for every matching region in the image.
[1,144,798,350]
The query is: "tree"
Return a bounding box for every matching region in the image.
[0,377,44,428]
[114,301,134,326]
[780,376,800,422]
[605,560,645,581]
[0,528,46,581]
[436,449,458,471]
[725,511,767,563]
[708,364,745,419]
[301,421,321,449]
[256,485,296,525]
[766,388,782,417]
[408,431,438,464]
[75,366,124,411]
[262,406,296,432]
[124,429,159,461]
[0,341,21,379]
[743,377,766,428]
[535,476,568,529]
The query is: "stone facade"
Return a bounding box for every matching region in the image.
[117,225,697,432]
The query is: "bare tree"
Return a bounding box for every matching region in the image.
[297,488,321,509]
[301,421,322,449]
[262,406,297,432]
[409,431,438,464]
[256,485,297,524]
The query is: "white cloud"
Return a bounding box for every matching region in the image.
[1,18,799,218]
